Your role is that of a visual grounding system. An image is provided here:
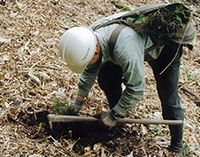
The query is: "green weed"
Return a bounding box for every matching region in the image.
[50,97,70,115]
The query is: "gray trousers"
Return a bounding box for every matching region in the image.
[98,41,184,150]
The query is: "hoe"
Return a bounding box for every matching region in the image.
[47,114,183,130]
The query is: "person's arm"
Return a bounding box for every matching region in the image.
[99,27,146,127]
[112,27,146,116]
[77,54,102,98]
[68,55,102,115]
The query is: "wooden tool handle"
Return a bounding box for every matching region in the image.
[47,114,183,125]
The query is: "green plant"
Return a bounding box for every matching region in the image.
[196,81,200,87]
[122,6,131,12]
[183,143,189,157]
[50,97,70,115]
[113,0,131,12]
[184,69,194,81]
[126,4,191,41]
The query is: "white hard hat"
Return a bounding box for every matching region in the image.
[59,27,97,73]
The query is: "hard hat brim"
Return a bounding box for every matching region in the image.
[68,63,88,74]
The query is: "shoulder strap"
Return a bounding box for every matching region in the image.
[108,24,160,57]
[108,25,126,57]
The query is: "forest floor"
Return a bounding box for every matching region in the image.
[0,0,200,156]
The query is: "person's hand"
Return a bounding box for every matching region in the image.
[101,110,117,127]
[94,109,123,127]
[67,98,83,115]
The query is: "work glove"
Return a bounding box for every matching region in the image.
[67,98,83,115]
[95,109,121,127]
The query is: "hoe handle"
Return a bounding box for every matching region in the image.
[47,114,183,125]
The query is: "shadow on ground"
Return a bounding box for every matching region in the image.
[50,121,139,155]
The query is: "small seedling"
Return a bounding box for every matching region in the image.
[50,97,70,115]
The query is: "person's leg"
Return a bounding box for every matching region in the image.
[148,41,184,153]
[98,61,123,109]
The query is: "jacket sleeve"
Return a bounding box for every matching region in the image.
[112,27,146,116]
[77,55,102,98]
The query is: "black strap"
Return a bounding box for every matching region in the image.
[108,25,126,57]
